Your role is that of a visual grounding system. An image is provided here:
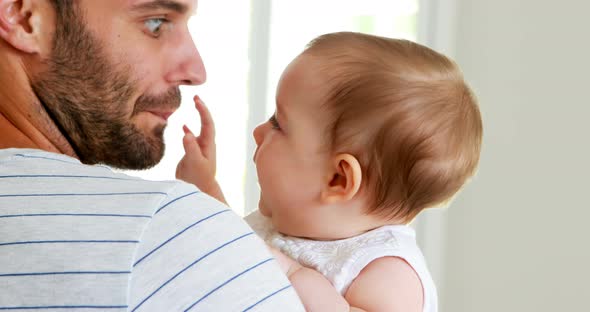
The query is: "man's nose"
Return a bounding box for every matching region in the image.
[169,32,207,86]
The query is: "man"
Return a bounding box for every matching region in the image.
[0,0,303,310]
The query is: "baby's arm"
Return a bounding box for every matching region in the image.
[268,247,353,312]
[344,257,424,312]
[273,252,424,311]
[176,96,227,204]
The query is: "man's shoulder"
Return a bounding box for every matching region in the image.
[0,147,181,187]
[0,148,202,212]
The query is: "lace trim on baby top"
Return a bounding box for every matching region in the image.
[269,225,415,294]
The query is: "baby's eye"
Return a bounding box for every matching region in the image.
[144,18,168,38]
[269,115,281,130]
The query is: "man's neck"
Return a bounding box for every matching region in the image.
[0,51,77,158]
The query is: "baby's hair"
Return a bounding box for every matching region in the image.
[303,32,483,223]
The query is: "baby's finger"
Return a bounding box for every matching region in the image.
[181,125,204,158]
[194,95,216,143]
[183,125,192,135]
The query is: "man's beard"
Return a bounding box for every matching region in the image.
[31,5,181,169]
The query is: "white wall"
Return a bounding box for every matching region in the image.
[441,0,590,311]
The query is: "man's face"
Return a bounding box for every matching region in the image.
[31,0,204,169]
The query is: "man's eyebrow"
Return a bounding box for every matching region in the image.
[130,0,189,15]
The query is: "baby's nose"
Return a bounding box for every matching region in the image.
[253,123,266,147]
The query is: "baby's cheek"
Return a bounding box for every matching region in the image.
[258,195,272,217]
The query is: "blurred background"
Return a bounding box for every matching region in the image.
[126,0,590,310]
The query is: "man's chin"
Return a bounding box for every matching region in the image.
[133,136,166,170]
[78,129,165,170]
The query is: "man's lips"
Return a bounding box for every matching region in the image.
[146,110,174,121]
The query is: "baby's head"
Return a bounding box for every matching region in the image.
[253,32,482,239]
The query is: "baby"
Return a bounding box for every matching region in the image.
[177,32,483,311]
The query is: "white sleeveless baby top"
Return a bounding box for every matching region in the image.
[245,211,438,312]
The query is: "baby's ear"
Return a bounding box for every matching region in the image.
[321,153,362,204]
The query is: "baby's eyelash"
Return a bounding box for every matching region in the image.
[269,115,281,130]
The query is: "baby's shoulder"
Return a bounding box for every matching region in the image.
[345,256,424,311]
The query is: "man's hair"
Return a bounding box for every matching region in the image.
[304,32,483,223]
[50,0,75,16]
[49,0,78,39]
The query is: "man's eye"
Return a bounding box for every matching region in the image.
[269,115,281,130]
[144,18,167,37]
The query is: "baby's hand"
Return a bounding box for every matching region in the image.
[176,96,226,203]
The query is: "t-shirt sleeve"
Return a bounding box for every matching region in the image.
[128,182,304,311]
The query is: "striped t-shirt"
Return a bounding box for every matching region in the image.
[0,148,304,311]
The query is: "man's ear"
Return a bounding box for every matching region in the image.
[321,153,363,204]
[0,0,48,54]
